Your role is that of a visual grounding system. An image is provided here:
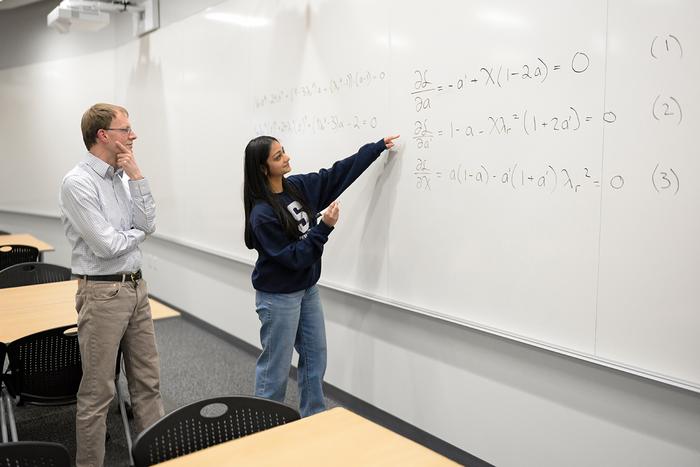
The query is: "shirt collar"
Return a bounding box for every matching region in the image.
[84,152,124,179]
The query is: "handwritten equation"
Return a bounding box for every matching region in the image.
[254,70,386,109]
[410,51,590,109]
[412,106,607,148]
[254,114,378,135]
[413,158,680,195]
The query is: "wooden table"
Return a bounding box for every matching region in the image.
[0,233,55,261]
[157,407,459,466]
[0,280,179,343]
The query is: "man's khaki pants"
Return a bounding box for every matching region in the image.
[75,277,164,467]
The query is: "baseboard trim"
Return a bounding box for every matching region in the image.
[150,294,493,467]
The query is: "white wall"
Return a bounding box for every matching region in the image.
[2,1,700,466]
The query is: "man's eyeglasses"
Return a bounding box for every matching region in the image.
[104,127,134,135]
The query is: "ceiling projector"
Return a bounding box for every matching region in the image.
[47,3,110,33]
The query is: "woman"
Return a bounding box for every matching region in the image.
[243,134,399,416]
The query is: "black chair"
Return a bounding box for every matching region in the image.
[0,245,40,271]
[4,325,82,407]
[4,325,130,453]
[132,396,301,467]
[0,262,72,289]
[0,342,8,443]
[3,326,82,444]
[0,441,71,467]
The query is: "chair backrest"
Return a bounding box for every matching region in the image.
[0,245,40,270]
[0,262,72,289]
[5,325,82,405]
[0,441,71,467]
[132,395,301,467]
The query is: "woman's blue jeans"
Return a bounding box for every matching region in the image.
[254,285,327,417]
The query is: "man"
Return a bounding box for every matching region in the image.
[60,103,164,467]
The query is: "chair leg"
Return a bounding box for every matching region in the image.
[5,391,17,442]
[1,389,17,442]
[0,389,7,443]
[116,358,134,466]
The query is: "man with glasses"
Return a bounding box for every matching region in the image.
[60,103,164,467]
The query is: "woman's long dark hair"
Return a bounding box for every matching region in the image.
[244,136,314,249]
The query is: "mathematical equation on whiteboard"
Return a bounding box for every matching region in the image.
[254,71,386,109]
[412,107,601,147]
[254,114,378,135]
[413,159,680,195]
[406,33,687,196]
[410,52,591,96]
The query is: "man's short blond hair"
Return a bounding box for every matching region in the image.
[81,103,128,150]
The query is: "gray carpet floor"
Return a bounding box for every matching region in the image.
[11,317,340,467]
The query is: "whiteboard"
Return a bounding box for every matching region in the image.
[0,51,115,217]
[1,0,698,391]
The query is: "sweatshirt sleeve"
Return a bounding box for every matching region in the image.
[251,206,335,271]
[290,139,387,212]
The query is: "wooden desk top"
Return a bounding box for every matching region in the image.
[0,233,54,252]
[157,407,458,466]
[0,280,179,343]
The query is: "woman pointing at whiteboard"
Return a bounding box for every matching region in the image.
[243,134,399,416]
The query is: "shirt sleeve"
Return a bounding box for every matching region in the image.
[291,139,387,212]
[60,175,145,259]
[252,215,334,271]
[128,177,156,234]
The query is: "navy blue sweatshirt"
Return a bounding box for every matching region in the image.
[249,139,387,293]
